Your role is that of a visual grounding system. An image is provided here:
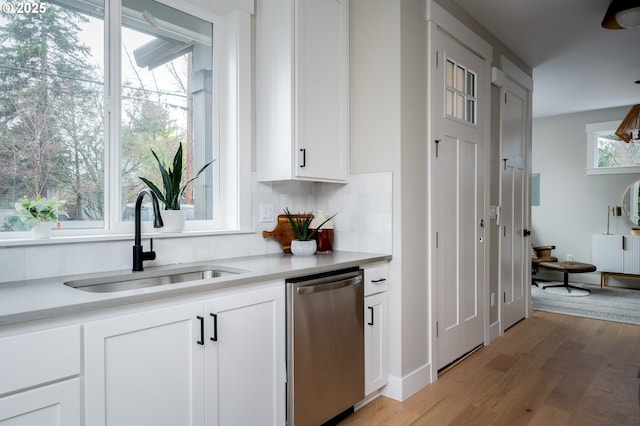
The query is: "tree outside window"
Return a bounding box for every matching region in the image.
[0,0,214,232]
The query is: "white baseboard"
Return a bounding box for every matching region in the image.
[381,363,432,402]
[489,319,500,341]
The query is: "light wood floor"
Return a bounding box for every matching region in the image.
[341,311,640,426]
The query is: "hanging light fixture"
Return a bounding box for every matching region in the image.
[602,0,640,29]
[616,104,640,143]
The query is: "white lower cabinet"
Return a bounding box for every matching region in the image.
[0,379,81,426]
[364,291,388,395]
[84,282,285,426]
[0,325,81,426]
[363,263,389,397]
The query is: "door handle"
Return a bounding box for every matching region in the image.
[368,306,374,326]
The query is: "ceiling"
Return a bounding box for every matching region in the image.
[453,0,640,118]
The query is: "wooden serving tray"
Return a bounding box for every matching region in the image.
[262,214,313,253]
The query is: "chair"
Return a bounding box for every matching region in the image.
[531,245,557,286]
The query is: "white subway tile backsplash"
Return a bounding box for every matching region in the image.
[0,171,392,283]
[0,247,26,282]
[25,245,62,280]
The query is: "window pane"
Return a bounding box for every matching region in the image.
[446,60,454,88]
[120,0,214,221]
[0,1,105,232]
[455,65,464,91]
[456,93,465,120]
[466,99,475,124]
[446,90,454,117]
[596,133,640,168]
[466,72,475,97]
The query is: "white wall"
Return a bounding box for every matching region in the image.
[532,106,640,271]
[350,0,429,401]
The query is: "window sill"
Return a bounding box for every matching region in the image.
[586,166,640,175]
[0,228,255,248]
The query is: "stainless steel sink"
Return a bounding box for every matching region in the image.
[64,265,248,293]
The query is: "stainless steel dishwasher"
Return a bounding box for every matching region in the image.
[286,267,364,425]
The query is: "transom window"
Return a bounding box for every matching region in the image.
[445,58,476,125]
[586,120,640,175]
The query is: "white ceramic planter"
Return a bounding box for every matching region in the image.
[159,210,185,233]
[290,239,317,256]
[31,222,52,239]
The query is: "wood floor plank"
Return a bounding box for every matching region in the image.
[341,311,640,426]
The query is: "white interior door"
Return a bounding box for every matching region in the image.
[500,75,530,331]
[433,28,487,370]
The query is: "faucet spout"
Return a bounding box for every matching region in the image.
[133,189,164,272]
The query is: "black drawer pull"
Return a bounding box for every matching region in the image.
[210,313,218,342]
[371,278,386,283]
[368,306,374,326]
[196,316,204,345]
[299,148,306,167]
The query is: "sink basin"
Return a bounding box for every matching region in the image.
[64,265,247,293]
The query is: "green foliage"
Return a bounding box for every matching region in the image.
[283,208,337,241]
[14,195,68,228]
[139,143,213,210]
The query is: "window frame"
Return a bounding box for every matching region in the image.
[586,120,640,175]
[0,0,252,242]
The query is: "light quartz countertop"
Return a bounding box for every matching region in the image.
[0,251,391,326]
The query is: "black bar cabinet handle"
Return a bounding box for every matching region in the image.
[210,313,218,342]
[371,278,386,283]
[300,148,306,167]
[368,306,374,326]
[196,316,204,345]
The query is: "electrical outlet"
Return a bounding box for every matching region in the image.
[567,254,573,261]
[260,204,275,223]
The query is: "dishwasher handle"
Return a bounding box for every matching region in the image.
[296,275,362,295]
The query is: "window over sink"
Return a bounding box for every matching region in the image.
[0,0,250,239]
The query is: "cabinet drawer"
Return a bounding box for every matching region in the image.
[0,325,80,395]
[364,263,389,296]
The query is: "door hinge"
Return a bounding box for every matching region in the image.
[504,93,507,104]
[435,139,441,158]
[436,321,439,337]
[436,51,439,68]
[435,231,439,248]
[503,292,506,303]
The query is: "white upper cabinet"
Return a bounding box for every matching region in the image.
[256,0,349,182]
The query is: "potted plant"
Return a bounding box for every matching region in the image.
[139,143,213,232]
[284,208,336,255]
[15,195,68,239]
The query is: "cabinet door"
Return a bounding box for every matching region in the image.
[592,234,623,272]
[623,236,640,274]
[0,379,80,426]
[84,303,205,426]
[205,284,285,426]
[295,0,349,181]
[364,291,388,396]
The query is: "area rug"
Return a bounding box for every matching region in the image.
[531,283,640,326]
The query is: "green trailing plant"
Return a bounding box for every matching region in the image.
[15,196,68,228]
[139,143,214,210]
[284,208,337,241]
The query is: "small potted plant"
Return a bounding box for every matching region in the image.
[15,195,68,239]
[139,143,213,232]
[284,208,336,255]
